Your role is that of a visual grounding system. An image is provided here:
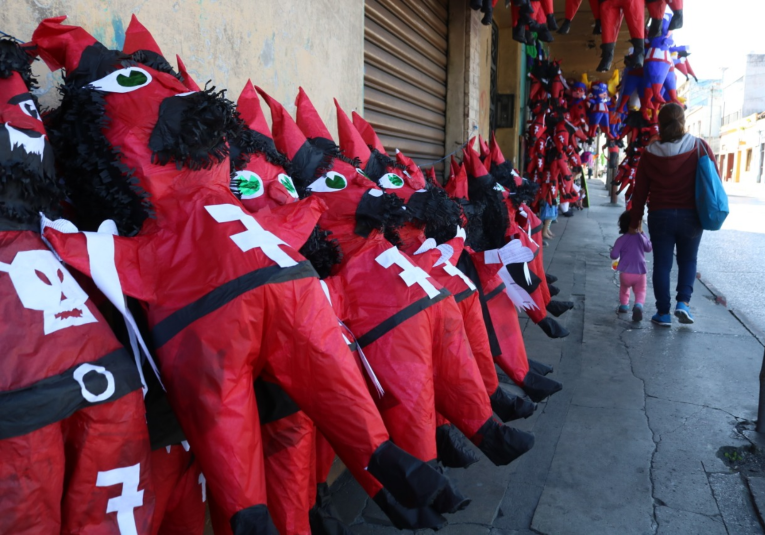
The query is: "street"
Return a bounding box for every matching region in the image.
[697,184,765,339]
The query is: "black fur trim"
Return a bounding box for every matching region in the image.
[289,140,338,198]
[298,225,343,279]
[129,49,181,81]
[65,43,134,89]
[149,84,241,171]
[0,39,36,88]
[354,189,409,239]
[0,131,62,225]
[228,128,291,175]
[406,185,462,244]
[479,191,510,251]
[45,83,151,236]
[363,148,403,182]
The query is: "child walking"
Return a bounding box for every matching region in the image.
[611,211,653,321]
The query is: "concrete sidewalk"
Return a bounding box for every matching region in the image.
[331,179,765,535]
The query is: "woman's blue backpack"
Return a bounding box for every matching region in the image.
[695,140,729,231]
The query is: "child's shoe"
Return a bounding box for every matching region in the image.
[674,302,694,324]
[618,304,629,313]
[632,304,643,322]
[651,312,672,326]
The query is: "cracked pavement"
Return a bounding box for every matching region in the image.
[327,179,765,534]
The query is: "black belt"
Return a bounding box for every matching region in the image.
[152,261,317,349]
[355,288,451,348]
[0,348,142,440]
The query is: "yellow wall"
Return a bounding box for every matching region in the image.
[7,0,365,140]
[495,27,522,164]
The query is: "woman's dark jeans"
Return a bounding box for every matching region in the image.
[647,209,703,314]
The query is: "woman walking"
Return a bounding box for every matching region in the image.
[629,103,718,326]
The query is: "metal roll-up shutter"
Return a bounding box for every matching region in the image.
[363,0,449,174]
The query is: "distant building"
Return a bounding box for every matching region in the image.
[685,79,722,154]
[718,54,765,183]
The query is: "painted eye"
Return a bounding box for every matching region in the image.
[494,183,506,192]
[379,173,404,189]
[8,94,40,121]
[88,67,152,93]
[235,171,264,199]
[307,171,347,193]
[278,174,299,198]
[356,168,372,180]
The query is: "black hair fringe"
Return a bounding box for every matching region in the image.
[228,127,291,174]
[129,49,182,81]
[354,190,409,240]
[406,185,462,244]
[298,225,343,279]
[0,150,63,226]
[363,148,404,182]
[148,84,241,171]
[46,83,152,236]
[0,39,36,88]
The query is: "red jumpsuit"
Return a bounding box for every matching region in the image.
[0,61,155,535]
[34,16,452,534]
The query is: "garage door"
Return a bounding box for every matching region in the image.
[363,0,449,174]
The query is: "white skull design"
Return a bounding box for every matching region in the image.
[0,250,97,334]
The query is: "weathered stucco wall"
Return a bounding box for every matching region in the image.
[495,27,522,165]
[6,0,365,139]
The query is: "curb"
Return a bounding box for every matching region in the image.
[697,271,765,347]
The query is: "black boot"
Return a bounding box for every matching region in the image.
[490,386,537,421]
[596,42,616,72]
[545,273,558,284]
[557,18,572,34]
[472,418,535,465]
[366,440,451,509]
[436,424,480,469]
[593,19,602,35]
[668,8,683,30]
[528,358,554,376]
[481,0,494,25]
[512,24,527,43]
[548,284,561,296]
[309,483,354,535]
[538,316,569,338]
[427,461,472,514]
[230,504,279,535]
[628,38,645,69]
[537,26,554,42]
[546,299,575,317]
[546,13,559,31]
[522,370,563,402]
[372,489,448,531]
[647,17,663,38]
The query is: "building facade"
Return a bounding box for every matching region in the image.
[8,0,530,176]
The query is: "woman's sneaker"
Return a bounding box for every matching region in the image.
[651,312,672,326]
[632,304,643,322]
[618,304,629,314]
[674,303,694,324]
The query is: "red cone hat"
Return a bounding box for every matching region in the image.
[394,150,427,190]
[175,55,201,91]
[295,87,333,141]
[32,16,98,73]
[352,111,386,153]
[478,135,490,163]
[122,14,163,55]
[489,132,506,166]
[256,86,307,160]
[238,80,271,137]
[463,142,491,180]
[445,156,469,199]
[335,99,371,167]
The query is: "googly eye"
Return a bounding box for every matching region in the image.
[379,173,404,189]
[88,67,153,93]
[307,171,347,193]
[278,174,299,198]
[235,171,264,199]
